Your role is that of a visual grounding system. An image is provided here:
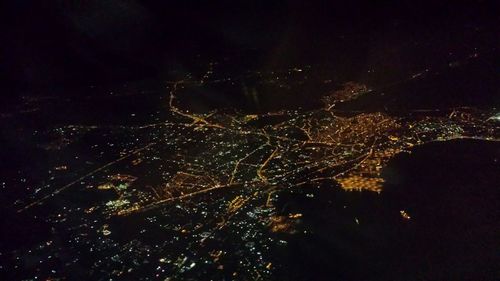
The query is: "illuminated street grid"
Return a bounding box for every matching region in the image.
[7,61,500,280]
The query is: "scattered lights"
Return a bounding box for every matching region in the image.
[10,64,499,280]
[400,210,411,220]
[487,113,500,122]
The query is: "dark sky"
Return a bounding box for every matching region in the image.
[2,0,498,94]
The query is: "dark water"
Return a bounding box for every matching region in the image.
[271,139,499,281]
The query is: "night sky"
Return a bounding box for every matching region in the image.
[3,1,498,94]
